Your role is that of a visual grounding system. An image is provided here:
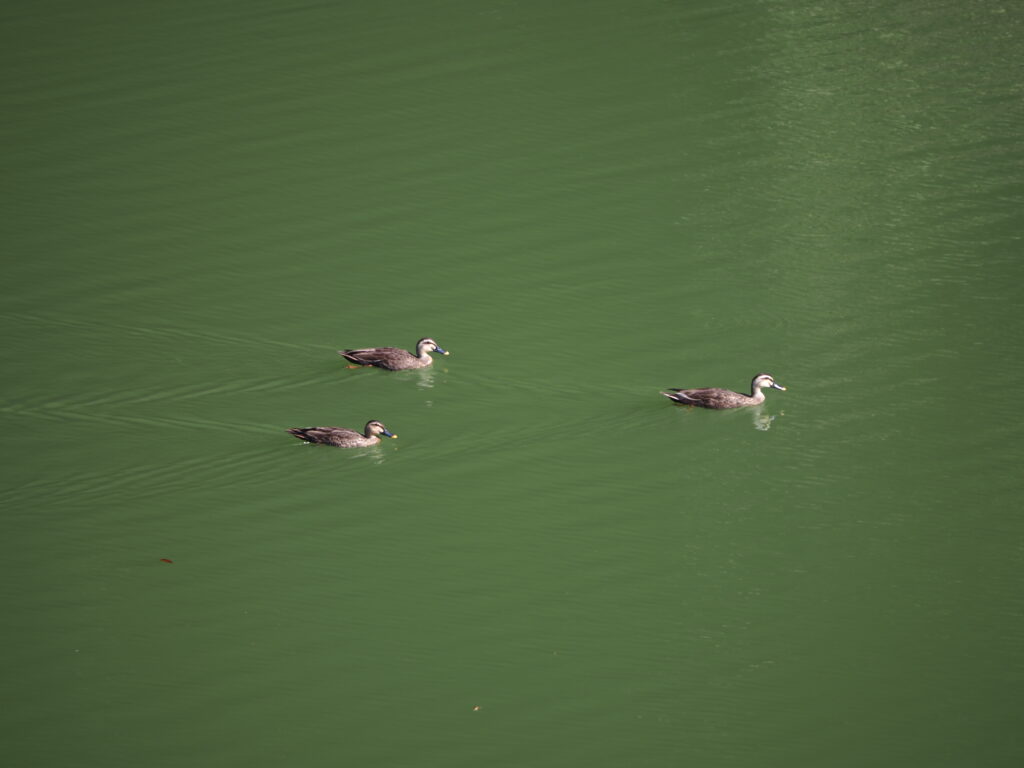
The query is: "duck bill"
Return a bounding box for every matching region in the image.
[772,383,787,391]
[383,430,397,439]
[436,347,449,356]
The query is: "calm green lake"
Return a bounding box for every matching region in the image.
[3,1,1023,766]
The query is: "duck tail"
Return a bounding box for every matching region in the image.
[287,428,314,442]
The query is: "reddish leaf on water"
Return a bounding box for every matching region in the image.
[159,558,173,564]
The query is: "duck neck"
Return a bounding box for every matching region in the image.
[415,345,431,361]
[748,386,766,404]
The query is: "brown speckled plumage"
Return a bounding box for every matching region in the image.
[338,337,448,370]
[662,373,786,409]
[287,420,397,448]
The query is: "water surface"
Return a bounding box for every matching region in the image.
[3,1,1023,766]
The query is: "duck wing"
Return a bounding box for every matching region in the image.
[661,387,728,406]
[287,427,360,445]
[663,387,705,401]
[338,346,409,368]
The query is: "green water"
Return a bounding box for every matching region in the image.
[3,1,1023,765]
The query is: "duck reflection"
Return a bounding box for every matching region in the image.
[349,444,389,465]
[410,367,435,390]
[750,407,782,431]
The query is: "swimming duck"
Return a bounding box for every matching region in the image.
[662,373,786,409]
[338,337,448,370]
[287,420,397,448]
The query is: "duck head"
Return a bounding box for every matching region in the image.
[417,337,449,356]
[752,373,786,392]
[366,420,398,439]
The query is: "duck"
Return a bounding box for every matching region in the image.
[338,337,448,370]
[287,420,397,448]
[662,373,786,409]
